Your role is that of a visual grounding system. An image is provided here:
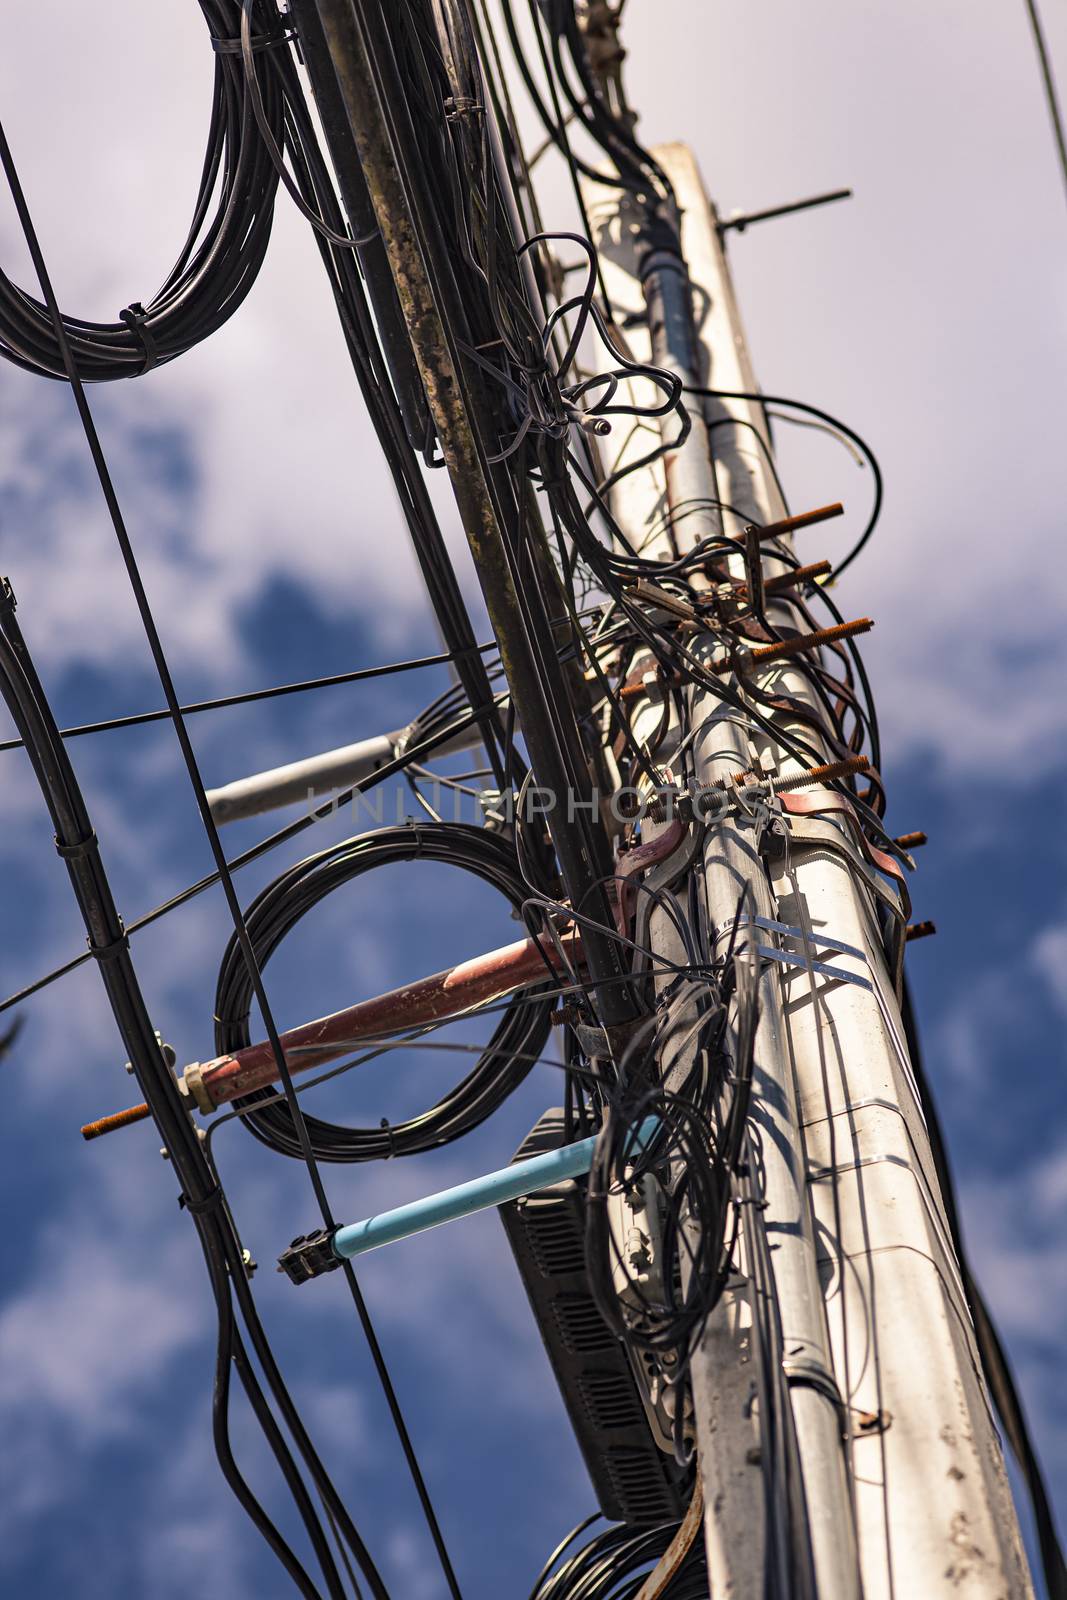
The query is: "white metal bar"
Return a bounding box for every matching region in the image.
[205,720,486,824]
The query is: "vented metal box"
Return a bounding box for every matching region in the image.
[499,1109,688,1526]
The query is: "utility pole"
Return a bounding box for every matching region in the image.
[7,5,1063,1597]
[584,135,1034,1596]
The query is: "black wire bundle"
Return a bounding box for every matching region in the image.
[582,933,759,1437]
[0,2,285,381]
[215,822,556,1162]
[528,1515,707,1600]
[0,584,392,1600]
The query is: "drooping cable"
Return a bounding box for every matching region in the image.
[0,109,462,1600]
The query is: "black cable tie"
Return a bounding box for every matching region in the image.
[180,1186,223,1217]
[118,303,158,376]
[86,929,129,964]
[54,831,98,861]
[379,1116,397,1159]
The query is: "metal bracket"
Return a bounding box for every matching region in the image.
[849,1406,892,1440]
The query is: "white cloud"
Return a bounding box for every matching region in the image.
[385,1524,451,1600]
[958,1137,1067,1492]
[929,965,1024,1085]
[0,1217,202,1537]
[962,1148,1067,1345]
[0,1,453,684]
[1031,921,1067,1017]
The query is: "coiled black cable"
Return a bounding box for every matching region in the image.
[214,822,557,1161]
[0,2,286,382]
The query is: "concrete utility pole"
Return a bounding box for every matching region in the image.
[584,144,1034,1598]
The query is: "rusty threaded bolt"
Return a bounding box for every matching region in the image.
[743,617,873,669]
[762,559,833,596]
[773,755,870,792]
[753,502,844,541]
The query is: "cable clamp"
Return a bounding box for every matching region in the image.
[574,1021,612,1060]
[443,95,483,120]
[180,1061,216,1116]
[277,1227,342,1286]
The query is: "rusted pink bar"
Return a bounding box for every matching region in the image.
[182,929,582,1112]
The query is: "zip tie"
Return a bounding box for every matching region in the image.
[118,303,158,376]
[210,26,295,54]
[180,1187,224,1217]
[87,929,130,964]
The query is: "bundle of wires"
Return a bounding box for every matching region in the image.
[0,2,285,380]
[0,588,393,1600]
[528,1515,708,1600]
[582,930,759,1448]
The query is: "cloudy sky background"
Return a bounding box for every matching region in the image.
[0,1,1064,1594]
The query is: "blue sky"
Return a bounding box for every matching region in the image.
[0,2,1065,1595]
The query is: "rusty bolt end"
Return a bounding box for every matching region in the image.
[81,1101,151,1141]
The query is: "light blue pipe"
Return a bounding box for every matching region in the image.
[331,1116,660,1261]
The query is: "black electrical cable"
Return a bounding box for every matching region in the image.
[0,693,509,1018]
[3,4,1059,1597]
[0,108,466,1600]
[0,2,284,381]
[0,588,382,1600]
[528,1513,708,1600]
[682,385,883,578]
[254,6,509,786]
[0,640,501,756]
[214,822,556,1162]
[1023,0,1067,205]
